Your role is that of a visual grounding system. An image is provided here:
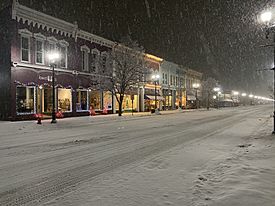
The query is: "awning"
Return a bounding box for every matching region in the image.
[145,95,164,101]
[187,95,196,101]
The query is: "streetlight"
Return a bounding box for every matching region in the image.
[152,74,160,110]
[48,51,60,123]
[192,83,200,109]
[260,10,275,134]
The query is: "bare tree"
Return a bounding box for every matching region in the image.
[201,77,218,110]
[109,36,147,116]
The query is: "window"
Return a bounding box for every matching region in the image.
[16,86,35,114]
[58,89,72,112]
[60,46,67,68]
[103,91,112,110]
[91,49,100,73]
[35,39,44,64]
[101,52,107,74]
[162,73,165,84]
[21,36,30,62]
[89,90,101,110]
[76,90,88,111]
[81,45,90,72]
[165,74,168,84]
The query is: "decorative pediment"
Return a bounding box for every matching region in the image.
[18,28,32,36]
[47,36,58,43]
[59,40,69,47]
[91,48,100,54]
[34,33,46,40]
[80,45,90,53]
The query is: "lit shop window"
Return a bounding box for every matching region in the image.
[58,89,72,112]
[21,36,30,62]
[89,90,101,110]
[76,90,88,111]
[115,94,138,111]
[16,86,35,114]
[103,91,112,110]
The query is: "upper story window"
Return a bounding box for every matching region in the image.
[101,52,108,74]
[162,73,165,84]
[80,45,90,72]
[59,40,69,69]
[19,29,32,63]
[91,48,100,73]
[34,33,46,65]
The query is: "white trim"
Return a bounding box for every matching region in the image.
[18,28,32,36]
[13,2,76,37]
[80,45,90,53]
[20,35,31,63]
[47,36,58,44]
[59,39,69,47]
[16,85,36,115]
[35,39,45,65]
[34,33,46,40]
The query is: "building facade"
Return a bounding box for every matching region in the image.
[0,1,204,120]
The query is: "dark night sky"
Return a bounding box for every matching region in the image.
[2,0,275,95]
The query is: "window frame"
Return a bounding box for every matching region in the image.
[16,86,36,115]
[80,45,90,72]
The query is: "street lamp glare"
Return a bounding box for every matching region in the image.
[233,91,239,95]
[241,93,247,97]
[192,83,200,89]
[249,94,254,98]
[213,87,220,92]
[156,74,160,79]
[152,75,156,79]
[48,52,60,62]
[261,11,272,23]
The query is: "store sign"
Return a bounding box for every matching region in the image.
[39,75,54,82]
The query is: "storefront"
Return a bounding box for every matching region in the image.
[115,94,138,112]
[16,86,36,115]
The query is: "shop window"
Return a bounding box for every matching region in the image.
[103,91,112,110]
[16,86,35,114]
[89,90,101,110]
[43,88,53,113]
[21,36,30,62]
[76,90,88,111]
[35,39,44,64]
[58,89,72,112]
[115,94,138,111]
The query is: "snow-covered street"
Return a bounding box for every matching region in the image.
[0,105,275,206]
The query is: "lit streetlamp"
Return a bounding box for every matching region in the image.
[48,51,60,123]
[152,74,160,110]
[192,83,200,109]
[260,10,275,133]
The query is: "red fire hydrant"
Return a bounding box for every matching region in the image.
[102,107,108,115]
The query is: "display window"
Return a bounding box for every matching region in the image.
[116,94,138,111]
[16,86,36,114]
[58,89,72,112]
[76,90,88,111]
[103,91,112,110]
[89,90,101,110]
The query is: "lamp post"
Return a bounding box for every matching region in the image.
[152,74,160,110]
[192,83,200,109]
[48,52,60,124]
[260,11,275,134]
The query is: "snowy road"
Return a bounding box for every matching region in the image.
[0,105,274,206]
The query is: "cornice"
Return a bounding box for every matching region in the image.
[13,1,77,38]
